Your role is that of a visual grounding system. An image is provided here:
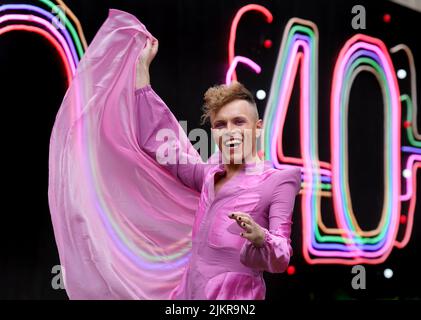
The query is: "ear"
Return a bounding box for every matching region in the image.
[255,119,263,138]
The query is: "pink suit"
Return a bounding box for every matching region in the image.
[135,85,301,299]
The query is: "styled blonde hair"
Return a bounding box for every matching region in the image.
[201,81,258,125]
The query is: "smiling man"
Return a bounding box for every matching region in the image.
[135,37,302,300]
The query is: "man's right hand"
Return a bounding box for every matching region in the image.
[136,38,159,89]
[139,37,159,68]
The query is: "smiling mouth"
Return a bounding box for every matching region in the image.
[223,138,242,149]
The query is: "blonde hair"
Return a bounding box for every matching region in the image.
[201,81,258,125]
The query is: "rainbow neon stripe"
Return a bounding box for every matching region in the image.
[0,1,89,84]
[261,18,420,264]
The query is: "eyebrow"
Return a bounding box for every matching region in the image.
[212,120,226,127]
[212,116,248,126]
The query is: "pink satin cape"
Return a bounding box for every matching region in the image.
[48,9,200,299]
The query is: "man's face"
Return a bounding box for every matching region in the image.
[211,99,262,164]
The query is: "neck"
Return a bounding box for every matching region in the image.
[224,163,244,176]
[223,154,262,176]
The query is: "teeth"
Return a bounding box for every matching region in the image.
[224,139,242,147]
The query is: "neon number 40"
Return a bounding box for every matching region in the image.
[262,18,420,265]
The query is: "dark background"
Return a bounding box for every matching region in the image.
[1,0,420,300]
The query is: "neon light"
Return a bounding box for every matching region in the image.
[391,45,420,139]
[54,0,89,50]
[263,19,331,176]
[0,24,73,83]
[225,56,261,85]
[1,3,85,59]
[228,4,272,82]
[261,18,420,264]
[401,95,421,147]
[0,12,78,72]
[396,156,420,248]
[39,0,86,57]
[263,39,272,49]
[402,146,421,154]
[328,37,401,255]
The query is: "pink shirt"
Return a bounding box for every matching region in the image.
[135,85,301,300]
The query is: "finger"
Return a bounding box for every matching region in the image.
[228,212,254,227]
[236,212,252,220]
[150,38,159,50]
[240,231,253,241]
[152,42,159,54]
[236,215,253,227]
[228,211,243,219]
[144,38,151,49]
[239,222,252,233]
[228,211,251,220]
[235,216,252,228]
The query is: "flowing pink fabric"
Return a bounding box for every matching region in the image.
[48,9,200,299]
[48,8,302,300]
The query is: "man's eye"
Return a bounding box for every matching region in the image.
[214,123,225,129]
[235,119,246,125]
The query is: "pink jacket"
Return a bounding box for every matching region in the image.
[135,85,302,299]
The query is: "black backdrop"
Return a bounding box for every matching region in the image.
[1,0,420,300]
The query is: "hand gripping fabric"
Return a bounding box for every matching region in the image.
[48,9,200,299]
